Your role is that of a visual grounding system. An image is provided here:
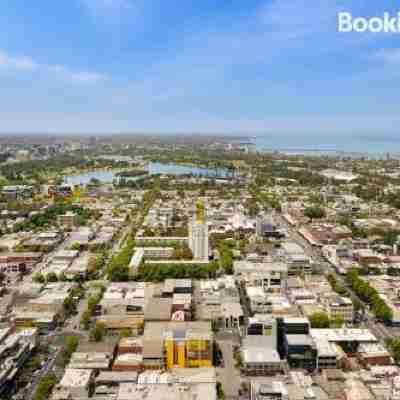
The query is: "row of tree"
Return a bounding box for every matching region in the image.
[33,271,84,284]
[33,373,57,400]
[218,240,235,275]
[81,286,105,330]
[57,336,79,367]
[107,236,135,281]
[327,273,363,312]
[134,262,219,282]
[107,183,161,281]
[309,312,344,329]
[346,269,393,324]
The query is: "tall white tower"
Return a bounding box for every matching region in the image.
[189,201,209,261]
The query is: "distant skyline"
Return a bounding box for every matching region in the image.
[1,1,400,135]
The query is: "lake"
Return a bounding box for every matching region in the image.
[63,162,228,185]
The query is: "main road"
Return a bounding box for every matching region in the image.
[276,212,396,343]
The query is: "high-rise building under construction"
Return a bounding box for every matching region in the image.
[188,201,209,261]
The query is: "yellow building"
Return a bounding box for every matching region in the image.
[164,327,213,369]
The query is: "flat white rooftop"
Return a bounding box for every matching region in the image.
[311,328,377,343]
[59,368,92,388]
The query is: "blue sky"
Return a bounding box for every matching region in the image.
[1,0,400,135]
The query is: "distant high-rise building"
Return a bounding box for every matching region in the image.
[256,213,275,238]
[188,201,209,261]
[89,136,98,146]
[15,150,30,162]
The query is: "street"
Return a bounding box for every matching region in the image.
[217,338,241,400]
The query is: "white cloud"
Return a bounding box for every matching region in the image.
[0,51,38,71]
[0,50,106,83]
[69,71,105,83]
[48,64,105,83]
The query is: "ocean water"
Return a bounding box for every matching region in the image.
[252,135,400,158]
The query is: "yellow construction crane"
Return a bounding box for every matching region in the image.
[196,200,205,223]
